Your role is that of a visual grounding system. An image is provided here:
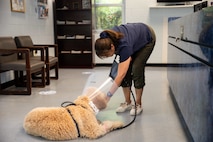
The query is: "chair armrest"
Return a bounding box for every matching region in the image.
[34,44,58,57]
[0,48,29,55]
[19,46,46,61]
[0,48,31,69]
[20,45,47,51]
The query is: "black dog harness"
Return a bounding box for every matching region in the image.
[61,101,81,137]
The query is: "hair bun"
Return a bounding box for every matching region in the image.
[100,32,109,39]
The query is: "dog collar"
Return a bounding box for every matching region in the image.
[89,101,99,115]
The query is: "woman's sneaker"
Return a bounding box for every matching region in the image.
[116,102,132,113]
[130,104,143,115]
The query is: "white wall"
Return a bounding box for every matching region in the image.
[0,0,54,83]
[0,0,207,64]
[95,0,158,64]
[0,0,205,82]
[0,0,209,83]
[95,0,206,64]
[0,0,54,44]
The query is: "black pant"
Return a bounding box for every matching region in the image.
[121,25,156,89]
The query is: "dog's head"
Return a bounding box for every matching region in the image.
[83,87,107,110]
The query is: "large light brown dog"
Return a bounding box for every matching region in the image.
[23,88,123,140]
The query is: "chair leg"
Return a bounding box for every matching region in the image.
[0,74,2,92]
[55,62,59,79]
[50,62,59,80]
[0,70,31,95]
[46,64,50,85]
[14,71,19,85]
[14,71,25,87]
[41,67,46,87]
[26,69,32,95]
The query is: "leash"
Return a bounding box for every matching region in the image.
[121,90,136,129]
[109,55,137,130]
[60,53,137,133]
[61,92,137,132]
[112,82,137,131]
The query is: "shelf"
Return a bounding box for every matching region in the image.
[57,38,92,40]
[58,53,93,68]
[54,0,93,68]
[56,9,91,11]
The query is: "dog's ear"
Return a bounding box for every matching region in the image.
[74,96,90,108]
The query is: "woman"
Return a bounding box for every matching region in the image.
[95,23,156,115]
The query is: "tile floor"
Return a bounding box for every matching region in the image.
[0,67,189,142]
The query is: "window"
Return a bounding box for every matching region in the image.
[93,0,125,30]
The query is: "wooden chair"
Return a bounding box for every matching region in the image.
[14,36,59,85]
[0,37,45,95]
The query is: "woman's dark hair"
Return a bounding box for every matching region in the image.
[95,30,124,58]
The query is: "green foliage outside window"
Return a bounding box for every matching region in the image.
[94,0,123,30]
[96,7,122,29]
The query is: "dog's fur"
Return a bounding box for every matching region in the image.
[23,88,123,140]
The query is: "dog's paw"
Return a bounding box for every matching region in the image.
[101,121,113,132]
[102,121,124,132]
[111,121,124,130]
